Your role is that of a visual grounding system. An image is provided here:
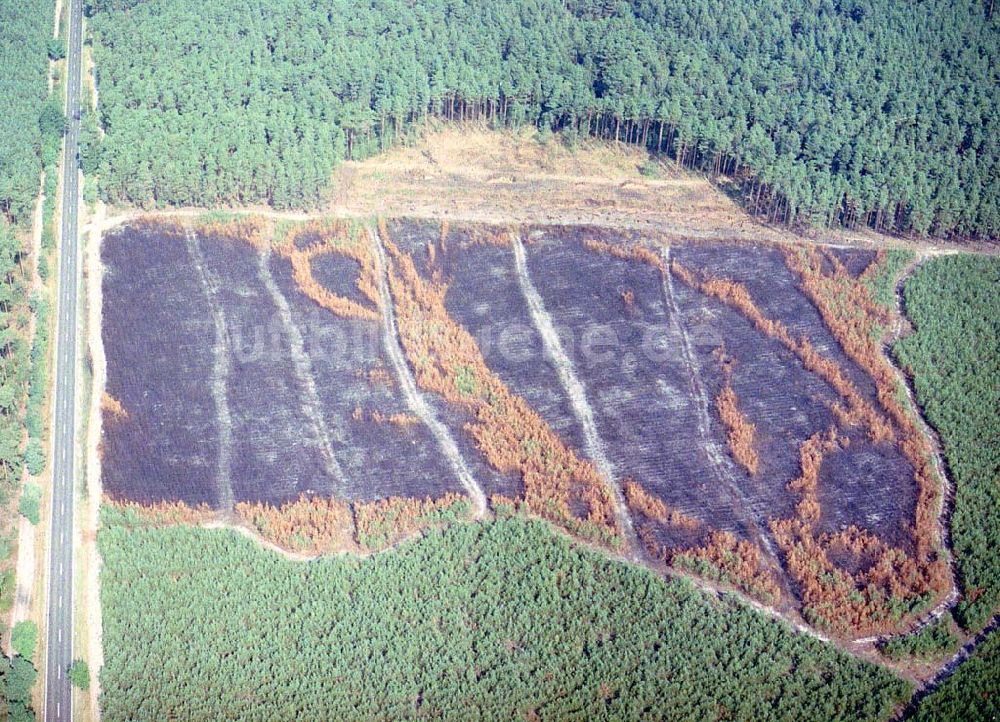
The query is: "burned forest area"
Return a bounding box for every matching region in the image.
[99,216,950,638]
[11,0,998,719]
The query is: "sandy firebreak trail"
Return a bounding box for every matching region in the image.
[85,206,991,269]
[511,233,641,557]
[84,230,984,695]
[840,253,969,685]
[81,126,997,257]
[184,226,235,511]
[659,246,787,576]
[902,614,1000,713]
[367,225,488,517]
[256,245,349,494]
[83,213,982,681]
[84,203,107,718]
[890,254,960,627]
[848,253,963,653]
[203,506,834,649]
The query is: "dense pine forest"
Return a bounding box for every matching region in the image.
[912,628,1000,721]
[0,0,58,227]
[99,510,911,722]
[0,0,59,509]
[0,4,56,721]
[86,0,999,238]
[894,255,1000,631]
[0,223,31,509]
[0,0,59,528]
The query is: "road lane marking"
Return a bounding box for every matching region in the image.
[49,4,81,720]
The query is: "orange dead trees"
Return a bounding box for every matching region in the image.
[379,221,623,545]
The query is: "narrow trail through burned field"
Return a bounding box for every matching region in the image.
[367,225,487,516]
[184,226,235,511]
[660,246,787,582]
[512,233,641,557]
[257,244,349,493]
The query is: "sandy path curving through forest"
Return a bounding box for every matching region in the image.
[848,253,963,650]
[511,233,641,557]
[78,175,989,689]
[183,226,235,511]
[897,614,999,716]
[84,205,992,259]
[367,225,487,517]
[887,254,960,625]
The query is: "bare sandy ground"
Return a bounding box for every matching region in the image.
[327,127,991,254]
[82,201,106,719]
[88,127,992,259]
[329,127,768,241]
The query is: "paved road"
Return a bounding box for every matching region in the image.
[45,0,83,718]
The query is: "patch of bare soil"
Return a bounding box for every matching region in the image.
[94,126,989,256]
[330,126,794,244]
[83,201,107,720]
[325,125,991,254]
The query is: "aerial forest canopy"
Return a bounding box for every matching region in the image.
[894,255,1000,631]
[99,512,911,721]
[87,0,999,238]
[0,0,60,227]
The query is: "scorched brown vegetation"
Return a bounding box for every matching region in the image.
[101,392,128,423]
[714,370,760,475]
[199,215,381,321]
[670,260,894,445]
[582,238,666,272]
[624,481,781,604]
[623,480,700,531]
[105,498,216,527]
[114,493,474,556]
[770,429,948,634]
[380,220,622,545]
[353,493,470,550]
[578,236,950,633]
[785,247,943,563]
[236,496,356,555]
[281,220,380,321]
